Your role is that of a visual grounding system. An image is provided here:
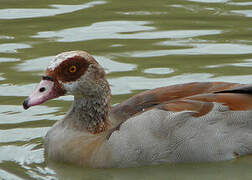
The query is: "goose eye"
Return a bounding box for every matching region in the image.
[69,65,77,73]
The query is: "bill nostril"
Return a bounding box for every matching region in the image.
[39,87,46,93]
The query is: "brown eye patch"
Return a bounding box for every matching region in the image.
[53,56,89,82]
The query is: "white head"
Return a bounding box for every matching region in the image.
[23,51,109,109]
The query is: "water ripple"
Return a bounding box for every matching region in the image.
[0,144,44,164]
[0,74,5,81]
[117,11,168,15]
[206,59,252,68]
[32,21,154,42]
[0,43,31,53]
[144,68,174,75]
[0,170,23,180]
[128,43,252,57]
[232,10,252,17]
[32,22,221,42]
[0,35,14,40]
[0,57,19,63]
[0,83,38,97]
[187,0,229,3]
[0,1,106,19]
[0,105,61,124]
[110,74,252,95]
[0,127,49,143]
[229,2,252,6]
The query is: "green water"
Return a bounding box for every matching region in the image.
[1,0,252,179]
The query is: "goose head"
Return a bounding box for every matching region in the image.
[23,51,108,109]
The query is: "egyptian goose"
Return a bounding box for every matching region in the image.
[23,51,252,168]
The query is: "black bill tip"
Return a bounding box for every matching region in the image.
[23,98,30,110]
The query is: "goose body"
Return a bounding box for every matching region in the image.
[23,51,252,167]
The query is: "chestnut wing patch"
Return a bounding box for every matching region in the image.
[158,86,252,116]
[187,93,252,111]
[111,82,244,122]
[215,85,252,95]
[157,99,214,117]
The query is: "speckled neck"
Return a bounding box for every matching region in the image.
[66,80,111,134]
